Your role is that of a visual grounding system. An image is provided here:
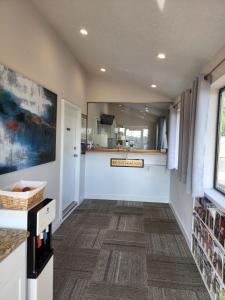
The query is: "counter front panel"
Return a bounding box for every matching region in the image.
[85,152,170,203]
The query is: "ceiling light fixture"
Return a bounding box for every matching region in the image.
[157,0,166,11]
[151,84,157,88]
[157,53,166,59]
[80,28,88,36]
[100,68,106,72]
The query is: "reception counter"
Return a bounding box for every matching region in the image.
[87,148,162,154]
[85,149,170,203]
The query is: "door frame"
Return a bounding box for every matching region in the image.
[59,99,81,224]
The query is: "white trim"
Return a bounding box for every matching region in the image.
[59,99,81,225]
[205,188,225,213]
[52,218,61,234]
[85,194,169,203]
[79,195,85,205]
[61,203,78,223]
[58,99,65,226]
[53,202,80,233]
[169,201,192,249]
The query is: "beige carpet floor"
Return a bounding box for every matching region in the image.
[53,199,210,300]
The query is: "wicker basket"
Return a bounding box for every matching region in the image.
[0,180,47,211]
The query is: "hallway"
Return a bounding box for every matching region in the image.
[53,200,209,300]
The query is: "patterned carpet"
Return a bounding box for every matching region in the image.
[53,200,210,300]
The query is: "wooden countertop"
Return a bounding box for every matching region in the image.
[0,228,29,262]
[87,148,165,154]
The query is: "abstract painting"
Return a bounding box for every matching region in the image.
[0,63,57,175]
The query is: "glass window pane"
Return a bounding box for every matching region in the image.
[125,129,142,148]
[143,129,148,137]
[215,89,225,194]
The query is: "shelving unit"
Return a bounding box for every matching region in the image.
[193,231,223,282]
[194,212,225,255]
[192,197,225,300]
[192,252,215,299]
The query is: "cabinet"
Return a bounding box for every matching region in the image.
[0,242,26,300]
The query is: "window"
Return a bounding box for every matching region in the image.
[125,128,144,149]
[215,87,225,194]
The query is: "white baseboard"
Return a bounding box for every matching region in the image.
[52,218,61,234]
[169,202,192,249]
[79,195,85,205]
[54,196,86,234]
[85,193,169,203]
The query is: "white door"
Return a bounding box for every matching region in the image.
[62,101,81,214]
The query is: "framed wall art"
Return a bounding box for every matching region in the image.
[0,63,57,175]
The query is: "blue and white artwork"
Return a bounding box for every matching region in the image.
[0,64,57,175]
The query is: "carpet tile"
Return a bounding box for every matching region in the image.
[53,199,210,300]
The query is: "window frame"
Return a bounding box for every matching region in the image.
[214,86,225,195]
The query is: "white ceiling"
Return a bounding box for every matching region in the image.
[109,102,170,121]
[32,0,225,98]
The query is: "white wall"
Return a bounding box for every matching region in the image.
[87,74,172,103]
[170,172,193,244]
[0,0,86,228]
[85,153,170,203]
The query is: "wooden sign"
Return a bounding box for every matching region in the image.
[111,158,144,168]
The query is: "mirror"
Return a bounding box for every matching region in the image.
[87,102,170,151]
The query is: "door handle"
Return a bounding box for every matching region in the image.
[73,154,78,157]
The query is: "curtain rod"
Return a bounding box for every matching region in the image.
[204,57,225,80]
[172,100,181,108]
[172,89,192,108]
[172,57,225,108]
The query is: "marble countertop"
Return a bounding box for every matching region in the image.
[0,228,29,262]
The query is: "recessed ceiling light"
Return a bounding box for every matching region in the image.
[100,68,106,72]
[157,53,166,59]
[80,28,88,36]
[151,84,157,88]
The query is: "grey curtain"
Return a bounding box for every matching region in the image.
[157,117,166,150]
[178,89,191,183]
[178,75,210,197]
[186,79,198,194]
[187,75,210,197]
